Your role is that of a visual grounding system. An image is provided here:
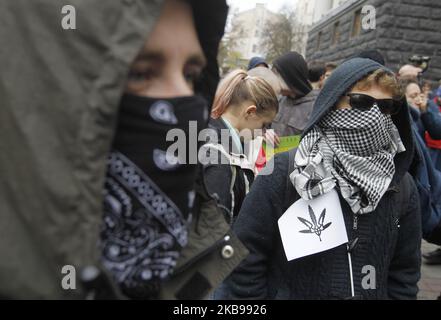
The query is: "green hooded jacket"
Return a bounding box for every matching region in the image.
[0,0,247,299]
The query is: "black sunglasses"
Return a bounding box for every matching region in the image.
[346,93,402,115]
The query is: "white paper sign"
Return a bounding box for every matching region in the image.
[278,189,348,261]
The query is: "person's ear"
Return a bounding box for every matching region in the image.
[244,105,257,118]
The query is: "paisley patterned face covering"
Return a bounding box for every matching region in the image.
[100,93,209,299]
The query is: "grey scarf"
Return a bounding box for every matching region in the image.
[290,106,406,214]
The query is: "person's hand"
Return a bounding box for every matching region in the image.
[398,65,423,80]
[415,94,428,112]
[264,130,280,147]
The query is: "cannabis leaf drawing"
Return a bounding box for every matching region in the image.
[298,206,332,241]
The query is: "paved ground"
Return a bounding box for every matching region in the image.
[418,241,441,300]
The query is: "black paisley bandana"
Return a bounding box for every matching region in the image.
[100,94,209,299]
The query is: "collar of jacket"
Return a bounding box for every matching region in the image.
[279,89,320,109]
[221,116,243,154]
[158,176,249,299]
[208,118,244,155]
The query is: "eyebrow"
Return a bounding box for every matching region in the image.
[186,53,207,68]
[135,51,166,65]
[135,51,206,68]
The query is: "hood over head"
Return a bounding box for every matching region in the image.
[190,0,229,107]
[303,58,415,183]
[0,0,228,298]
[349,49,386,66]
[273,51,312,98]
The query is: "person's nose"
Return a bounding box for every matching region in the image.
[158,70,194,98]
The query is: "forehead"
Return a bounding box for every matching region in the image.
[350,83,393,99]
[140,0,204,62]
[406,83,420,93]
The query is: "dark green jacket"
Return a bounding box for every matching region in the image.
[0,0,245,299]
[0,0,163,299]
[159,179,248,300]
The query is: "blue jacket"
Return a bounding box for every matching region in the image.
[411,100,441,140]
[410,107,441,240]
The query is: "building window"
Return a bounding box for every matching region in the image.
[332,21,340,45]
[352,9,362,38]
[316,31,322,50]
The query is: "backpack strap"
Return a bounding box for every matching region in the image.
[201,143,254,171]
[228,165,237,224]
[200,143,240,225]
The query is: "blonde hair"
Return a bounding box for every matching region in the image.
[353,69,403,100]
[211,69,279,119]
[248,67,281,95]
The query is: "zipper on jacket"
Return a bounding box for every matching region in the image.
[346,237,359,298]
[347,212,359,297]
[171,234,231,276]
[346,245,355,298]
[353,214,358,230]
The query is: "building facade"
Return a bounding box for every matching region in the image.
[295,0,349,55]
[229,3,280,61]
[305,0,441,81]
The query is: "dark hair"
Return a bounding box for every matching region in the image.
[422,80,432,89]
[354,69,403,100]
[308,61,326,82]
[399,78,420,93]
[325,62,337,71]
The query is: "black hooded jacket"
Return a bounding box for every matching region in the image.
[191,0,227,108]
[271,52,315,137]
[273,52,312,98]
[216,58,422,300]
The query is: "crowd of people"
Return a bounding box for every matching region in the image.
[1,0,441,300]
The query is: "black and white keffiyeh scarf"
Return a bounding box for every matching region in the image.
[290,106,406,214]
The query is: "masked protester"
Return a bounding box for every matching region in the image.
[1,0,162,299]
[100,0,248,300]
[0,0,242,300]
[271,52,317,137]
[351,51,441,254]
[216,58,421,300]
